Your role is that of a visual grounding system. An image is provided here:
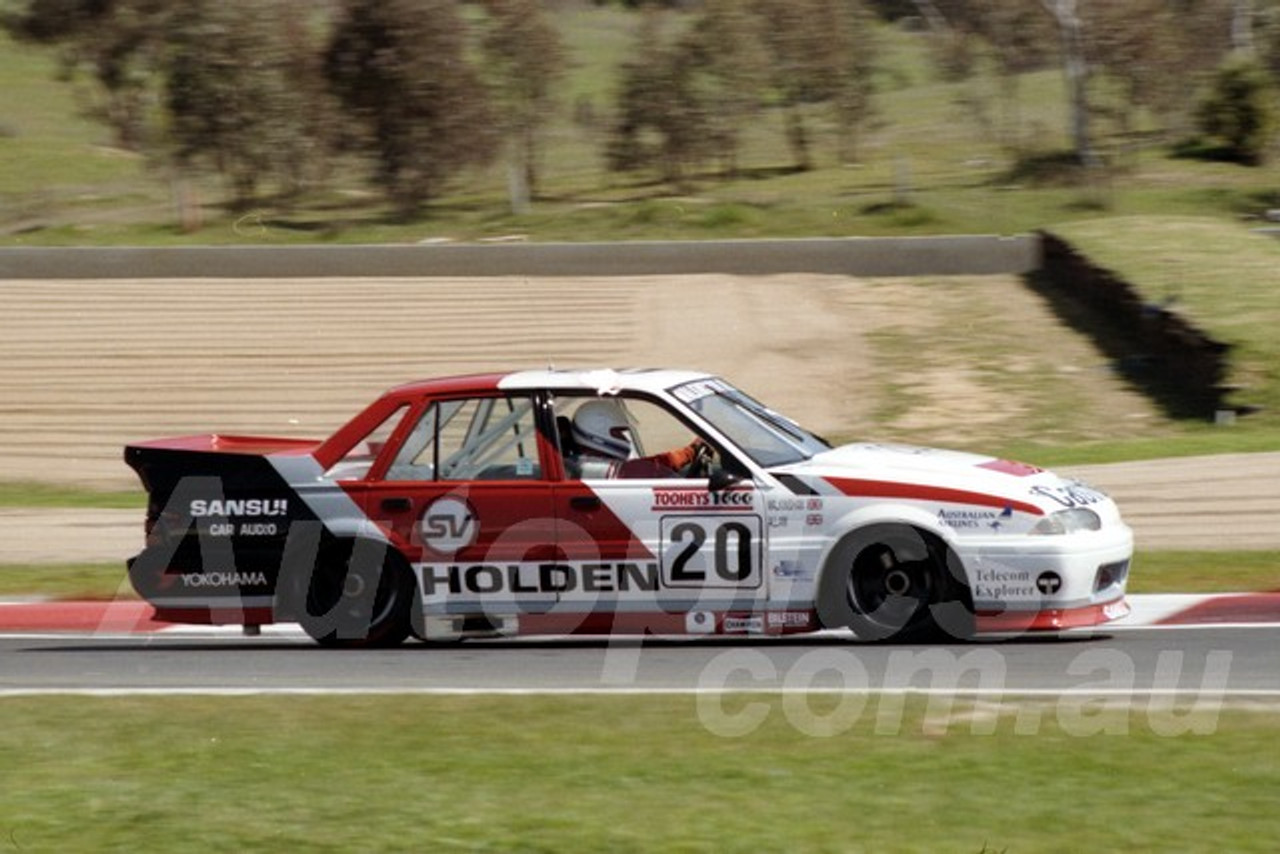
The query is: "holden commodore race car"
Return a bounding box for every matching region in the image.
[126,368,1132,647]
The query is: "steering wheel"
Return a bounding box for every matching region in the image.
[683,441,714,479]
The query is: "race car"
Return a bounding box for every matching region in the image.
[125,368,1132,646]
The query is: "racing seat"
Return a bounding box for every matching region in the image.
[557,415,583,479]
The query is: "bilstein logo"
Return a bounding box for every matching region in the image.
[420,496,478,555]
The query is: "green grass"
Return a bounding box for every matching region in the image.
[0,562,132,599]
[0,481,143,510]
[1,695,1277,852]
[0,551,1274,601]
[987,422,1280,468]
[1128,551,1280,593]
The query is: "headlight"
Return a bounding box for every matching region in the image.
[1030,508,1101,535]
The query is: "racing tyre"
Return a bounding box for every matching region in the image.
[817,525,974,642]
[292,538,415,648]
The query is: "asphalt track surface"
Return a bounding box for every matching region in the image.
[0,623,1275,699]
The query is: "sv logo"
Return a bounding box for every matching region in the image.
[425,514,475,539]
[419,496,478,554]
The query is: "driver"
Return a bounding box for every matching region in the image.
[568,399,707,479]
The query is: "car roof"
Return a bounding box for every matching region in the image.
[502,367,713,394]
[383,368,715,401]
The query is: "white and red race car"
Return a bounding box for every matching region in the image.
[126,368,1132,646]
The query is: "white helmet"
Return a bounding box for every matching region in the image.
[571,399,632,460]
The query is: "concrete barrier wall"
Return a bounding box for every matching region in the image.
[0,235,1039,279]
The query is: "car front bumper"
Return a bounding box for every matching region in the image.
[959,524,1134,634]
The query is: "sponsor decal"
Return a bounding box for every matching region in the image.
[1030,482,1107,509]
[766,610,811,629]
[207,522,282,538]
[1036,571,1064,595]
[189,498,288,518]
[937,506,1013,532]
[418,561,659,597]
[179,571,268,588]
[652,488,754,512]
[1103,600,1129,620]
[771,560,813,580]
[672,378,731,404]
[722,615,764,634]
[767,496,819,529]
[973,567,1037,600]
[420,496,478,555]
[978,459,1043,477]
[768,497,807,512]
[686,611,716,634]
[766,497,823,512]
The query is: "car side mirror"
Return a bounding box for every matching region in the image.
[708,468,743,492]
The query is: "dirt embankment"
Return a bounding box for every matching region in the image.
[1,274,1155,488]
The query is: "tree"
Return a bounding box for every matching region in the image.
[1039,0,1098,166]
[478,0,565,213]
[1085,1,1188,141]
[679,0,770,176]
[752,0,876,171]
[1197,56,1275,163]
[829,0,879,164]
[606,10,717,188]
[608,12,701,187]
[3,0,170,150]
[1262,1,1280,80]
[165,0,329,209]
[326,0,499,214]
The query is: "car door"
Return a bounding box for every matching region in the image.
[551,393,768,624]
[346,393,560,616]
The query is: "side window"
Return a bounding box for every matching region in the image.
[619,397,698,457]
[323,404,408,481]
[385,396,542,482]
[557,394,703,480]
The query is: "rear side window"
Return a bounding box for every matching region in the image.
[385,396,542,481]
[323,404,408,481]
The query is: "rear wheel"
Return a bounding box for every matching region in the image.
[817,525,973,642]
[293,538,414,648]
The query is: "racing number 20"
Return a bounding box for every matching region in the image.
[664,518,760,587]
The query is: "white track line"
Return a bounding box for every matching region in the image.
[3,687,1280,701]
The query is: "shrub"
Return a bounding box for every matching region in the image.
[1195,57,1276,166]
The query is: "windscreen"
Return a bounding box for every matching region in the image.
[670,378,830,467]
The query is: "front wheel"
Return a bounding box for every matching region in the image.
[290,538,415,648]
[816,525,973,642]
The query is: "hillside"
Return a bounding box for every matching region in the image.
[1,6,1277,244]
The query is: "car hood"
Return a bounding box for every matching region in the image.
[771,442,1120,520]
